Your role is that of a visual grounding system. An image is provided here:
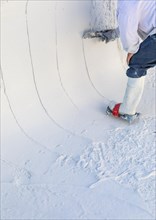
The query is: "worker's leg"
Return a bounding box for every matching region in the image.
[109,34,156,115]
[120,34,156,114]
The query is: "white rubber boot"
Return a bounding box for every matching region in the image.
[109,76,145,115]
[119,76,145,115]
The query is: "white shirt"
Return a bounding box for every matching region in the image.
[117,0,156,53]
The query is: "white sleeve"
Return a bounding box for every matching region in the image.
[117,3,140,53]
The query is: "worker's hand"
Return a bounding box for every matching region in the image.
[127,53,134,65]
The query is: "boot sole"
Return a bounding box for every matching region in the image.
[106,106,141,124]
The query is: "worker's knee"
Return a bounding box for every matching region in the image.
[126,67,147,78]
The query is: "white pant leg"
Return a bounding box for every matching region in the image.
[119,76,145,115]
